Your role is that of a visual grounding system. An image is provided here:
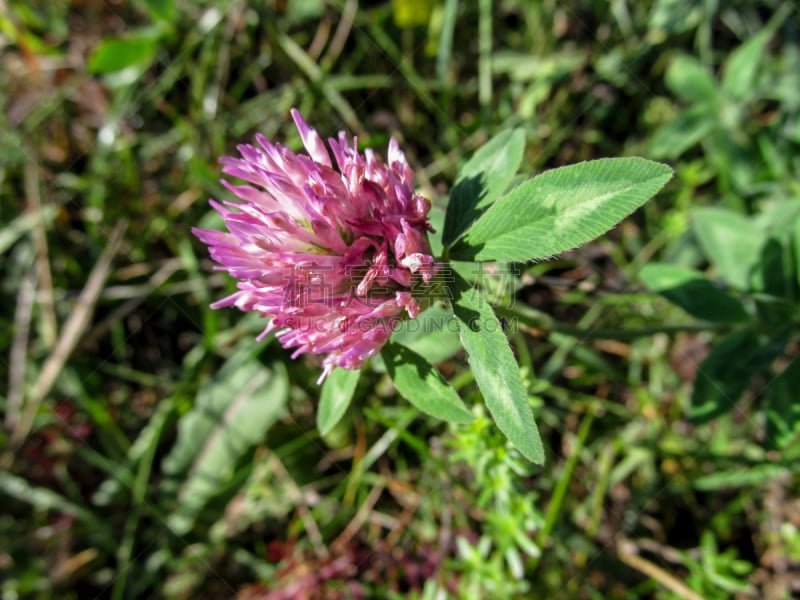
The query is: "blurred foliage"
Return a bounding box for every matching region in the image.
[1,0,800,598]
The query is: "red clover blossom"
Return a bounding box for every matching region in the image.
[193,110,437,382]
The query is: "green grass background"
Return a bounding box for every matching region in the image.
[2,0,800,598]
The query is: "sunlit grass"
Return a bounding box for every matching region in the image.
[1,1,799,598]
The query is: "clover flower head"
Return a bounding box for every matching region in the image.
[193,110,437,382]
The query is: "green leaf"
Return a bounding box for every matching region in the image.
[721,29,771,102]
[705,129,761,193]
[443,129,526,246]
[382,341,473,423]
[648,0,701,35]
[142,0,176,21]
[390,304,463,364]
[764,357,800,449]
[757,198,800,237]
[665,55,719,104]
[425,203,446,257]
[451,273,544,463]
[694,463,787,490]
[648,104,716,159]
[719,3,789,103]
[372,305,463,374]
[758,236,794,299]
[690,328,761,424]
[640,263,748,323]
[450,158,673,263]
[692,208,766,290]
[317,368,361,435]
[163,348,288,535]
[88,37,158,74]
